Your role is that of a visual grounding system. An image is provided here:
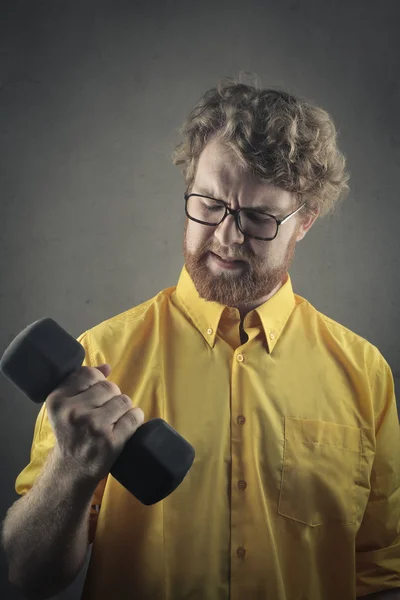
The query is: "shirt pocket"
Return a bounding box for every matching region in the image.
[278,417,362,527]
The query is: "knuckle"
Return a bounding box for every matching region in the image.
[118,394,131,409]
[66,404,83,424]
[80,366,94,376]
[86,413,103,433]
[133,406,144,422]
[99,379,120,396]
[79,366,98,383]
[66,366,98,391]
[127,409,139,426]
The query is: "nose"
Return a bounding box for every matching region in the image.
[213,212,245,247]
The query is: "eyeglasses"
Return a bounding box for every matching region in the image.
[184,193,307,241]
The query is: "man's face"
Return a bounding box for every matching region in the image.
[183,138,317,312]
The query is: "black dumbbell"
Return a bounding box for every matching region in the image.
[0,318,195,505]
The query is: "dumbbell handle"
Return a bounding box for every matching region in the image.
[0,318,195,505]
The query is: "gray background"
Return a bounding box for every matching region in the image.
[1,0,399,598]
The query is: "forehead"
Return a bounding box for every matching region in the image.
[196,138,250,181]
[194,138,294,210]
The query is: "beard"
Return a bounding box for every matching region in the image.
[183,221,299,308]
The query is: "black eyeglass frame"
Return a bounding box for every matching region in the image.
[184,193,307,241]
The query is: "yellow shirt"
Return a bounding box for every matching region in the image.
[15,265,400,600]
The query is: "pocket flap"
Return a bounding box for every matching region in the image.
[285,417,361,452]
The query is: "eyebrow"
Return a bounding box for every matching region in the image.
[194,188,283,213]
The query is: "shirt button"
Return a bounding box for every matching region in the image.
[236,546,246,558]
[207,328,213,335]
[237,415,246,425]
[269,333,275,340]
[238,479,247,491]
[237,353,244,362]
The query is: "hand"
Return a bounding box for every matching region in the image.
[46,364,144,483]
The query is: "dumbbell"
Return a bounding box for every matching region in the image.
[0,318,195,505]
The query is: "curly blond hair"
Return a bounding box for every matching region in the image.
[171,75,350,219]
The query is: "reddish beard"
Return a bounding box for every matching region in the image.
[182,223,298,306]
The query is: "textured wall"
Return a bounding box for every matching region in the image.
[1,1,399,598]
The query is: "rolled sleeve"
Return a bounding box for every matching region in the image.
[355,354,400,597]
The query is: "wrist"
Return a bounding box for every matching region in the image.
[49,446,101,497]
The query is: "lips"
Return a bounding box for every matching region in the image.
[212,252,241,263]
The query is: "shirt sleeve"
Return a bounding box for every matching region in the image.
[14,330,109,546]
[355,351,400,597]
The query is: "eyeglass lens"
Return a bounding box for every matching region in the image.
[186,195,278,240]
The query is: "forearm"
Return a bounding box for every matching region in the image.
[2,446,99,599]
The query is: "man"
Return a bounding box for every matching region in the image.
[12,78,400,599]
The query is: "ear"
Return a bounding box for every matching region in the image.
[295,208,320,242]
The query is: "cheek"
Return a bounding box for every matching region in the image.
[186,222,211,252]
[249,240,267,261]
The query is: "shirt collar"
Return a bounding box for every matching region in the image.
[175,264,296,353]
